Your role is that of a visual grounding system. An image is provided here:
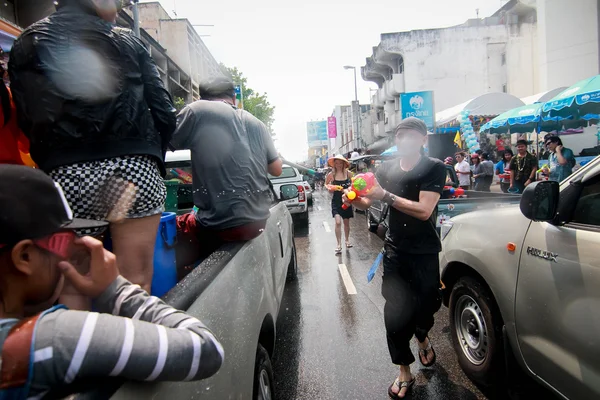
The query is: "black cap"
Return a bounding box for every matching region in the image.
[0,165,108,245]
[199,76,235,100]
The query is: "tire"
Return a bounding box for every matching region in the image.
[253,344,275,400]
[297,210,309,227]
[449,276,505,387]
[286,238,298,282]
[366,209,379,233]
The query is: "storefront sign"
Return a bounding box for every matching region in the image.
[401,90,435,130]
[327,116,337,138]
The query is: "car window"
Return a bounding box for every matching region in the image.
[165,161,193,183]
[571,177,600,227]
[270,166,297,179]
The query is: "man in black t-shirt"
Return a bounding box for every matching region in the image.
[346,117,446,399]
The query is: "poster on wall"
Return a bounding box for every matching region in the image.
[327,116,337,138]
[400,90,435,131]
[307,121,328,148]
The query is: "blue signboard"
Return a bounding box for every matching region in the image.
[307,121,328,148]
[400,91,435,130]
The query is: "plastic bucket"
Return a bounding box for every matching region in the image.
[164,180,179,213]
[152,212,178,297]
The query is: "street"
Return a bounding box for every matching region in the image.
[272,190,555,400]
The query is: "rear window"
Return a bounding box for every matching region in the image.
[165,161,193,183]
[270,166,297,179]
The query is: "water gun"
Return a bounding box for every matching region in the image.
[444,186,465,198]
[326,184,344,192]
[342,172,376,210]
[280,158,316,176]
[170,168,193,184]
[537,164,549,174]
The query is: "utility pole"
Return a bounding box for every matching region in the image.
[344,65,361,149]
[132,0,140,38]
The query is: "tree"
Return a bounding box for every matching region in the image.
[222,65,275,133]
[173,96,186,112]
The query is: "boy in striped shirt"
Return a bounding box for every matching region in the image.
[0,165,224,399]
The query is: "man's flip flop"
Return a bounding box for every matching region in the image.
[388,376,415,399]
[346,243,353,248]
[335,247,342,255]
[418,338,437,367]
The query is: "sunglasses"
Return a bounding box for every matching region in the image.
[33,231,77,259]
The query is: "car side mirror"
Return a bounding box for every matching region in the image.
[280,184,299,200]
[520,181,560,221]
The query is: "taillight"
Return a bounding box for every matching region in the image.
[297,185,306,202]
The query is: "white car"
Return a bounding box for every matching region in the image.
[269,164,309,226]
[302,180,313,205]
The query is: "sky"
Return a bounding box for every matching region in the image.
[147,0,507,161]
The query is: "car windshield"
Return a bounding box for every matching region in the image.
[269,166,296,179]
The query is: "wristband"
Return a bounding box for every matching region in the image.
[383,191,396,206]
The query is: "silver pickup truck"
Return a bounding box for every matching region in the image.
[439,155,600,400]
[75,185,299,400]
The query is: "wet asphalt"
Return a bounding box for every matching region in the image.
[271,190,557,400]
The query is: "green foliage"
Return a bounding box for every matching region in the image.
[174,96,186,112]
[222,64,275,132]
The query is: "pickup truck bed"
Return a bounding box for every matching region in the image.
[75,202,297,400]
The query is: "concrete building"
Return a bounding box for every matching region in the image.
[0,1,194,104]
[361,0,600,147]
[331,104,374,156]
[127,2,223,101]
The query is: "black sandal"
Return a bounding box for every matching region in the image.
[418,338,437,367]
[388,376,415,399]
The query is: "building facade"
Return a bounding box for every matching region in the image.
[361,0,600,148]
[128,2,223,102]
[0,1,196,104]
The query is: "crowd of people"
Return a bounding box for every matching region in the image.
[0,0,282,397]
[445,135,575,194]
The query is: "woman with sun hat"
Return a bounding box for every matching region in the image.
[325,154,354,255]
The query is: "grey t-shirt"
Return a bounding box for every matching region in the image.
[171,100,278,229]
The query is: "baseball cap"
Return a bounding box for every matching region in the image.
[0,165,108,246]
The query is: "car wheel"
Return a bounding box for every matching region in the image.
[297,210,309,227]
[366,209,379,233]
[253,344,274,400]
[286,238,298,282]
[449,276,504,386]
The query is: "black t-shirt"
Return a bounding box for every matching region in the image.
[376,157,447,254]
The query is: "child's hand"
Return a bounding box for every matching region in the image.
[58,236,119,299]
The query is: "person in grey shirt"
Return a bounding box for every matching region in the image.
[171,76,282,260]
[0,165,223,399]
[479,152,495,192]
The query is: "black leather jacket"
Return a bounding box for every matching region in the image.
[9,3,176,174]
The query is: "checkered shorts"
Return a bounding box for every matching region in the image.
[49,155,166,235]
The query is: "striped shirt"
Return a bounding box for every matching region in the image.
[0,276,224,399]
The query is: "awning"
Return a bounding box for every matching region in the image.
[367,136,392,154]
[520,87,568,105]
[0,19,20,52]
[436,93,525,126]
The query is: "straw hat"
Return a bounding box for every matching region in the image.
[327,154,350,168]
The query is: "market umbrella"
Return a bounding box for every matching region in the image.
[380,145,397,156]
[542,75,600,123]
[480,103,542,134]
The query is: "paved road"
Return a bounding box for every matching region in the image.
[272,190,555,400]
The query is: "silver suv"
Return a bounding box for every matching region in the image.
[439,155,600,400]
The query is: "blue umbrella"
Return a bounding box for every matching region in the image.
[480,103,543,134]
[542,75,600,123]
[381,145,397,156]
